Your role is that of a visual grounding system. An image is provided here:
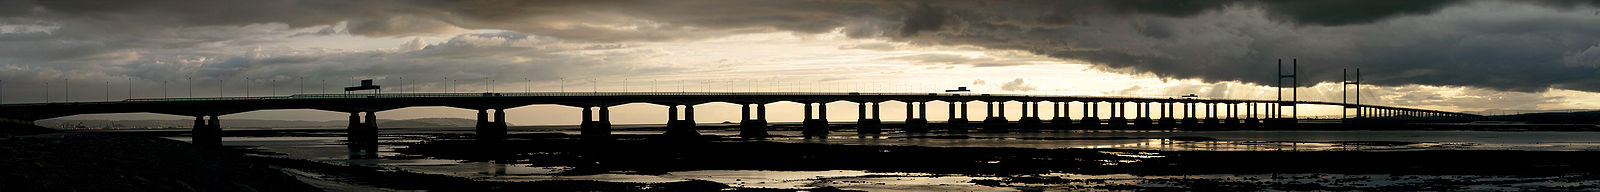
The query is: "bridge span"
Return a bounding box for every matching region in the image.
[0,92,1483,147]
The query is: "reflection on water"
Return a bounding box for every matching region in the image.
[175,128,1600,190]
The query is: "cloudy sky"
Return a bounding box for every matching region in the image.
[6,0,1600,125]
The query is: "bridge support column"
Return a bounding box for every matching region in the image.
[1134,102,1153,130]
[1246,103,1261,129]
[1224,103,1241,129]
[1158,103,1176,129]
[946,101,969,133]
[345,112,379,146]
[803,102,830,137]
[342,112,374,158]
[1203,103,1221,130]
[982,101,1010,132]
[1107,102,1128,130]
[1266,103,1283,129]
[666,105,699,138]
[739,103,769,139]
[191,115,221,148]
[581,106,612,140]
[904,102,929,133]
[347,112,362,145]
[1016,101,1043,131]
[1181,103,1200,130]
[1081,102,1100,129]
[342,111,379,156]
[363,111,378,149]
[857,102,882,136]
[1050,101,1072,130]
[476,109,509,141]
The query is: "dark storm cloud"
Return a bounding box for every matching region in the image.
[4,0,1600,98]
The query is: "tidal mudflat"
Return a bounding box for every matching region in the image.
[124,125,1600,191]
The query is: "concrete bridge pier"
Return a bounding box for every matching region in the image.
[1203,103,1221,130]
[1107,102,1128,130]
[1158,103,1177,129]
[191,115,221,148]
[1224,103,1242,129]
[856,102,882,136]
[946,101,969,133]
[476,109,509,141]
[1245,103,1261,129]
[343,111,379,155]
[739,103,769,139]
[981,101,1010,132]
[1049,101,1072,130]
[665,105,699,138]
[1018,101,1043,132]
[1181,103,1200,130]
[802,102,830,137]
[1080,102,1101,129]
[580,106,612,140]
[904,102,929,133]
[1134,102,1153,130]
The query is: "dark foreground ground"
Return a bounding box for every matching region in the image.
[395,133,1600,191]
[0,132,321,191]
[10,124,1600,191]
[0,124,846,191]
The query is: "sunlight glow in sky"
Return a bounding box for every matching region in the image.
[6,0,1599,125]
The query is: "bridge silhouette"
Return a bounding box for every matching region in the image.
[1,91,1483,148]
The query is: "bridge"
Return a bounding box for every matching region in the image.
[0,92,1483,148]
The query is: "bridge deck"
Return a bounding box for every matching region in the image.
[0,92,1479,120]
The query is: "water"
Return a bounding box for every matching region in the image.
[163,127,1600,190]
